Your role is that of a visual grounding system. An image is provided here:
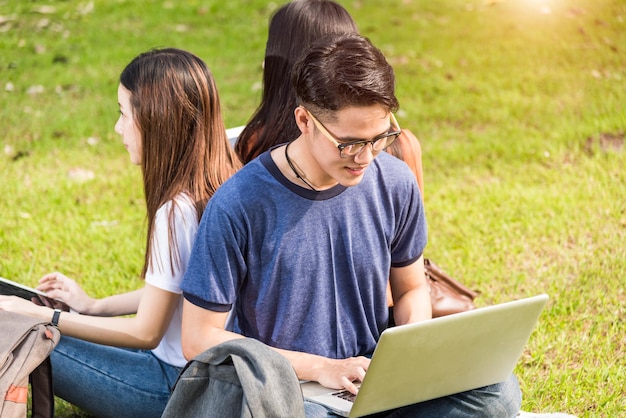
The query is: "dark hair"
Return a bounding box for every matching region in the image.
[292,33,399,122]
[236,0,358,163]
[120,48,241,277]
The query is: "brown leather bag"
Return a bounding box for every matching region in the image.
[425,258,479,318]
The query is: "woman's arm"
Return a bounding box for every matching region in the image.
[0,283,179,349]
[37,272,143,316]
[57,283,179,348]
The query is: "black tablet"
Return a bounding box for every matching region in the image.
[0,276,70,311]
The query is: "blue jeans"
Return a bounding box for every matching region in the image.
[51,336,182,418]
[304,373,522,418]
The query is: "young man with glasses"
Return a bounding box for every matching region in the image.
[180,34,521,416]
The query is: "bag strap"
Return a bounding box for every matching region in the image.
[29,357,55,418]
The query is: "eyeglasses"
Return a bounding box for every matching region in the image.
[304,108,401,158]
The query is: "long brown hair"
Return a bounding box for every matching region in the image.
[235,0,358,163]
[120,48,241,277]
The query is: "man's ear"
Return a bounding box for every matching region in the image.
[294,106,312,134]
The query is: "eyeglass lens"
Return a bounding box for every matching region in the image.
[340,133,399,156]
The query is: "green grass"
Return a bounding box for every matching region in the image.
[1,0,624,416]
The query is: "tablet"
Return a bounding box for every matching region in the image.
[0,276,70,311]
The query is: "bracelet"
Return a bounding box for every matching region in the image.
[51,308,62,327]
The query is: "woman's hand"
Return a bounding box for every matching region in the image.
[38,272,95,314]
[0,295,50,319]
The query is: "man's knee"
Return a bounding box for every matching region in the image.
[473,374,522,417]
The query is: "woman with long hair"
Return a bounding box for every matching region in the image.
[235,0,357,163]
[0,48,241,417]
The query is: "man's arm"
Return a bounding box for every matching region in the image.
[181,299,242,359]
[181,299,370,395]
[389,255,432,325]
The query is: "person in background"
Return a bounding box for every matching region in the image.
[0,48,241,418]
[180,33,521,417]
[236,0,355,163]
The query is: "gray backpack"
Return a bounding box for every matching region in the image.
[0,311,60,418]
[163,338,305,418]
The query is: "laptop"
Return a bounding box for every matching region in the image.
[301,294,549,417]
[0,276,69,310]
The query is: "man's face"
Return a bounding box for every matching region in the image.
[307,105,396,188]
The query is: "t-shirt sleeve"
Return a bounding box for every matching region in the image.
[390,170,428,268]
[181,194,246,311]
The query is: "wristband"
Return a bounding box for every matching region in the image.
[51,308,62,327]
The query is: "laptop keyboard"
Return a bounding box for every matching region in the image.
[331,390,356,403]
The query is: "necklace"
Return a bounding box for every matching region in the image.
[284,141,318,191]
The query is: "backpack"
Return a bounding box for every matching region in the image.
[162,338,305,418]
[0,311,60,418]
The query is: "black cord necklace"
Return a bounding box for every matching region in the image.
[284,141,318,191]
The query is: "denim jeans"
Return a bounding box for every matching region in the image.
[304,373,522,418]
[51,336,182,418]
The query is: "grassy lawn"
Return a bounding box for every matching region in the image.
[1,0,624,416]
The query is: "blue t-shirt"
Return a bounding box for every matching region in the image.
[181,150,427,359]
